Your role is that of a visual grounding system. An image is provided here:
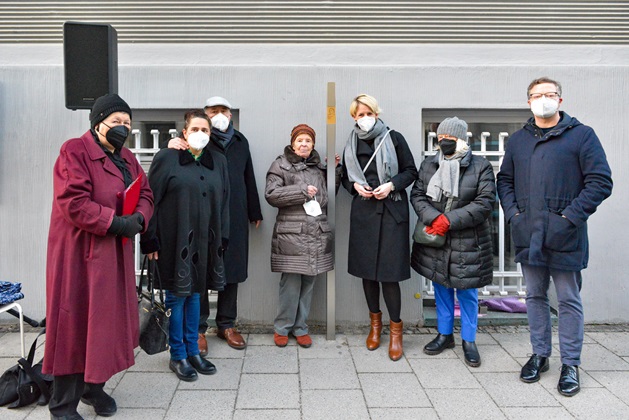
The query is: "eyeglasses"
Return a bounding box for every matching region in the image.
[528,92,560,100]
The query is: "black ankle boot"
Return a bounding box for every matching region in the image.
[188,354,217,375]
[462,340,481,367]
[423,333,455,355]
[169,359,198,382]
[81,383,116,417]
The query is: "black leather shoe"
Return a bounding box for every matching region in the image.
[188,354,217,375]
[50,414,84,420]
[80,390,117,417]
[558,364,580,397]
[520,354,549,383]
[169,359,198,382]
[423,333,455,355]
[462,340,481,367]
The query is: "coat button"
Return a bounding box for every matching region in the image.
[196,162,200,166]
[200,176,205,180]
[202,192,207,197]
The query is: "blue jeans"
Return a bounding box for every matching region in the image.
[165,291,200,361]
[522,264,583,366]
[434,283,478,342]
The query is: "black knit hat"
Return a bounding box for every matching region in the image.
[89,93,132,128]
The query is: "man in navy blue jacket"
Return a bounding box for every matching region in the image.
[497,77,612,397]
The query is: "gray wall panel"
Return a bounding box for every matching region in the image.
[0,44,627,326]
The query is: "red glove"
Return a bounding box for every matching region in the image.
[426,214,450,236]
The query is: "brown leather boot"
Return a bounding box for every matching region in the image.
[389,320,403,361]
[366,311,382,350]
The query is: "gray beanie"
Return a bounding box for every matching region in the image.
[437,116,468,141]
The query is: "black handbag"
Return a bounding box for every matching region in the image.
[413,222,446,248]
[138,256,171,355]
[0,328,52,408]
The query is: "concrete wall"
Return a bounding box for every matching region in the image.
[1,44,627,326]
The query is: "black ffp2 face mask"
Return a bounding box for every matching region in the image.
[439,139,457,156]
[100,123,130,151]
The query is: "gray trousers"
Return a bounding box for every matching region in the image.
[522,264,583,366]
[274,272,317,336]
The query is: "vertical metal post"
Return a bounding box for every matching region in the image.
[326,82,336,340]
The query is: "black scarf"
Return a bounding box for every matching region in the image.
[212,121,235,149]
[91,129,132,187]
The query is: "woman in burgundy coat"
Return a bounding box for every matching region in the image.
[43,94,154,420]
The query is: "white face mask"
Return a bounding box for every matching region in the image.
[530,97,559,119]
[210,113,230,132]
[187,131,210,150]
[356,116,376,132]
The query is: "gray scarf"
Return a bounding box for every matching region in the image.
[426,148,470,202]
[343,118,401,200]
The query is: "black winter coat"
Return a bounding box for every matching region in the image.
[497,113,612,271]
[341,130,418,282]
[141,148,230,294]
[410,151,496,289]
[210,130,263,284]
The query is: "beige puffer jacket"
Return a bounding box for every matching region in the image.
[265,146,334,276]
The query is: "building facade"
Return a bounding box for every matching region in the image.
[1,1,627,326]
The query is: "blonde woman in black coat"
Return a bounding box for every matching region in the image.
[341,94,418,361]
[410,117,495,367]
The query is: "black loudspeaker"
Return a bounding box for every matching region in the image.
[64,22,118,110]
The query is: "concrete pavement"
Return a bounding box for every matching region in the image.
[1,325,629,419]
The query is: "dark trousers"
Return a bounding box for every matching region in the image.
[199,283,239,333]
[49,374,105,416]
[522,264,584,366]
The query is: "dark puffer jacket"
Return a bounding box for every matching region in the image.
[265,146,335,276]
[410,151,496,289]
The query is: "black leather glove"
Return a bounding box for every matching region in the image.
[108,213,144,238]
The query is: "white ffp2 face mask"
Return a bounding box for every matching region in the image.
[187,131,210,150]
[303,198,322,217]
[530,97,559,119]
[211,113,230,132]
[356,116,376,132]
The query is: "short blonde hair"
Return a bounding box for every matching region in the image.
[349,94,382,118]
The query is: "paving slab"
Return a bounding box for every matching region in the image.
[247,333,295,347]
[490,332,533,358]
[301,389,369,420]
[349,346,413,373]
[502,406,575,420]
[233,409,301,420]
[235,374,299,409]
[453,344,521,372]
[578,370,629,400]
[579,343,629,371]
[164,390,236,419]
[402,334,459,359]
[300,357,360,389]
[99,408,166,419]
[426,388,506,420]
[586,332,629,357]
[0,332,39,357]
[410,358,482,389]
[242,345,298,374]
[5,406,35,420]
[178,358,243,390]
[297,334,350,359]
[127,350,171,372]
[204,334,249,358]
[369,407,440,420]
[111,372,179,409]
[359,372,431,408]
[475,372,561,407]
[557,387,629,419]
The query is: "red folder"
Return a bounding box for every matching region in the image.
[117,174,142,245]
